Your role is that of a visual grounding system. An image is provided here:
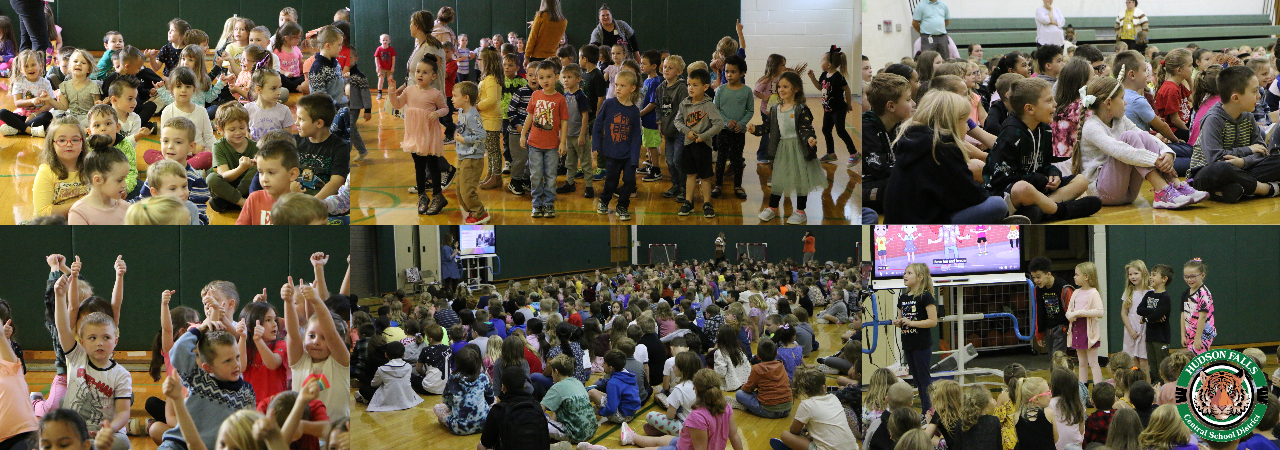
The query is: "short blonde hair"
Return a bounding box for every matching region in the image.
[270,193,328,225]
[163,116,196,142]
[664,55,686,74]
[147,159,187,186]
[686,60,708,75]
[218,410,269,450]
[316,25,342,46]
[126,196,189,225]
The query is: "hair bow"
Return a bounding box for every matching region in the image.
[829,45,841,54]
[1222,62,1230,69]
[1192,257,1202,261]
[1160,59,1166,66]
[255,57,271,70]
[779,324,791,330]
[1079,85,1097,108]
[1131,366,1139,370]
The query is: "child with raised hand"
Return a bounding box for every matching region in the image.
[1071,75,1202,209]
[157,300,256,450]
[521,60,570,219]
[388,54,449,215]
[68,136,131,224]
[435,345,492,435]
[1188,65,1280,202]
[37,410,118,450]
[807,45,855,163]
[1137,264,1173,374]
[714,55,754,199]
[593,369,745,450]
[1181,259,1216,355]
[237,301,286,404]
[52,263,132,450]
[154,67,216,169]
[734,338,792,418]
[0,311,38,448]
[748,71,827,223]
[985,77,1100,222]
[2,49,55,137]
[772,366,857,450]
[46,49,102,126]
[284,277,352,419]
[541,354,598,443]
[1067,261,1106,393]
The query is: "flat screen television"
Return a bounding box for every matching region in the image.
[459,225,496,256]
[871,225,1024,289]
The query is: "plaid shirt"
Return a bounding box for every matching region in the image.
[1083,409,1114,446]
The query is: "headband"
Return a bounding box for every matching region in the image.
[254,57,271,70]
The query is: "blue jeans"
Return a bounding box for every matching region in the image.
[664,136,685,190]
[528,145,559,207]
[734,390,791,418]
[906,347,934,412]
[862,207,878,224]
[949,196,1007,224]
[529,372,554,390]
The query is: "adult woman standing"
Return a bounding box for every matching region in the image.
[407,10,457,176]
[1036,0,1066,47]
[10,0,49,52]
[589,4,640,63]
[431,6,457,47]
[525,0,568,62]
[441,233,462,292]
[1115,0,1148,53]
[802,231,816,264]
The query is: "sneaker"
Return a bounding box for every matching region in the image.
[1268,181,1280,198]
[758,159,771,164]
[0,124,18,136]
[678,201,694,216]
[734,186,747,199]
[531,206,544,218]
[354,392,367,404]
[663,186,679,198]
[408,187,418,195]
[727,396,745,410]
[620,422,637,445]
[631,191,638,198]
[502,161,511,175]
[555,182,576,194]
[703,202,715,218]
[642,170,662,182]
[1175,182,1209,203]
[616,205,631,220]
[758,207,779,222]
[377,92,383,99]
[30,392,42,402]
[425,194,447,215]
[583,186,595,198]
[544,206,557,218]
[30,125,44,137]
[507,180,527,195]
[574,170,585,179]
[1153,185,1194,209]
[208,197,241,213]
[352,152,367,162]
[675,192,686,204]
[597,199,609,214]
[593,168,606,181]
[1001,214,1033,224]
[1207,183,1246,203]
[817,363,840,375]
[1014,205,1045,224]
[787,209,807,224]
[577,443,607,450]
[654,392,669,408]
[443,139,455,145]
[468,212,491,224]
[441,166,458,189]
[770,438,791,450]
[711,185,722,198]
[820,153,838,163]
[1049,196,1103,220]
[557,165,567,176]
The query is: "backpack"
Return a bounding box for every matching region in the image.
[497,398,550,450]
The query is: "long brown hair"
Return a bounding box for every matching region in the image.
[540,0,565,22]
[915,50,941,82]
[479,47,504,87]
[1054,57,1092,116]
[412,11,442,49]
[691,368,728,415]
[1191,64,1223,113]
[1155,48,1193,89]
[1070,75,1125,175]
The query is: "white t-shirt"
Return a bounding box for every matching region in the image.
[667,380,696,422]
[634,342,649,364]
[291,353,351,419]
[63,344,133,432]
[663,356,678,383]
[795,394,857,450]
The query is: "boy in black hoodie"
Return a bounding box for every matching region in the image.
[863,73,914,215]
[984,77,1100,222]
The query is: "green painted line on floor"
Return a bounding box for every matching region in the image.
[0,173,35,177]
[590,401,659,445]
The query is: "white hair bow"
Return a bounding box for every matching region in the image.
[1079,85,1097,108]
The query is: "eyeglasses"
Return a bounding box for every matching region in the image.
[1094,64,1108,74]
[54,137,83,147]
[1183,273,1204,280]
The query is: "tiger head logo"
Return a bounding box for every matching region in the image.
[1176,349,1271,443]
[1193,371,1250,420]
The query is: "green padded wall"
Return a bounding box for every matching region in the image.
[44,0,349,53]
[494,226,613,280]
[636,227,858,264]
[1104,226,1280,350]
[0,227,350,352]
[351,0,739,85]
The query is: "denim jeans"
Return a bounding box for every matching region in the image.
[735,390,791,418]
[664,136,685,190]
[528,146,559,207]
[862,207,879,224]
[949,196,1007,224]
[905,348,934,412]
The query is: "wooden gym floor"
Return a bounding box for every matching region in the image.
[1056,182,1280,224]
[348,96,859,224]
[350,320,861,450]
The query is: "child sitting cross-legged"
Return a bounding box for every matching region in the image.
[1188,65,1280,203]
[365,342,422,412]
[236,138,301,225]
[540,354,598,444]
[585,368,745,450]
[589,349,642,424]
[733,337,793,418]
[771,366,857,450]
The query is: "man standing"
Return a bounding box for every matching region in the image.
[913,0,952,57]
[802,231,816,264]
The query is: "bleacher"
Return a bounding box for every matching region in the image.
[946,14,1280,57]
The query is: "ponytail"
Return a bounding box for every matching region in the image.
[148,330,166,381]
[1071,75,1125,175]
[692,368,728,415]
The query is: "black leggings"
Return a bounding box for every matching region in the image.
[0,109,51,133]
[281,75,305,93]
[769,194,808,211]
[412,153,452,195]
[822,107,854,155]
[0,431,34,450]
[714,130,746,187]
[145,396,168,423]
[10,0,48,53]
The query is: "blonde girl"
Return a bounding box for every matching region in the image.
[34,116,90,217]
[125,196,191,225]
[1071,75,1204,209]
[215,16,239,55]
[1068,261,1106,389]
[0,49,55,136]
[892,262,939,412]
[67,135,130,225]
[1181,258,1216,355]
[47,48,102,123]
[747,294,766,340]
[1153,48,1194,139]
[475,47,505,185]
[961,384,1002,444]
[1013,376,1057,448]
[1138,404,1194,450]
[863,367,896,436]
[995,363,1028,450]
[284,278,351,420]
[1121,260,1150,369]
[921,380,964,448]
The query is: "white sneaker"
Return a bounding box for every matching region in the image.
[30,125,44,138]
[757,207,778,222]
[727,396,744,410]
[816,316,828,324]
[654,392,668,408]
[787,210,807,224]
[408,187,418,194]
[0,124,17,136]
[818,363,840,375]
[619,422,636,445]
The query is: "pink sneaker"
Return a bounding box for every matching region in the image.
[1174,182,1208,203]
[1153,185,1194,209]
[620,422,637,445]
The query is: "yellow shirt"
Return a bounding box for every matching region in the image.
[477,75,503,131]
[33,164,89,217]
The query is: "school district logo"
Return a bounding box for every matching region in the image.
[1175,349,1270,442]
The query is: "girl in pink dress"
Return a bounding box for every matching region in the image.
[390,54,451,215]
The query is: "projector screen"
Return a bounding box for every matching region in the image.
[459,225,496,256]
[872,225,1023,288]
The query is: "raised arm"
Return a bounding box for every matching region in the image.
[112,255,126,325]
[252,317,284,370]
[340,255,351,297]
[282,377,321,443]
[0,320,15,363]
[160,290,176,355]
[54,271,76,353]
[163,376,208,450]
[302,282,349,366]
[311,252,331,300]
[283,277,303,366]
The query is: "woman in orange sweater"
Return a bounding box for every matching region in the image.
[525,0,568,62]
